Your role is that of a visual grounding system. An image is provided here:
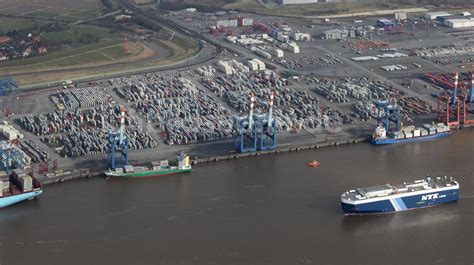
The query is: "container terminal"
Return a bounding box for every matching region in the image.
[1,7,474,185]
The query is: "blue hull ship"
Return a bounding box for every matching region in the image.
[0,190,43,208]
[1,171,43,208]
[341,176,459,214]
[371,123,450,145]
[372,131,449,145]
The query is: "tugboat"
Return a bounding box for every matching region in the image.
[307,160,320,168]
[105,152,192,178]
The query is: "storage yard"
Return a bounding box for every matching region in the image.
[1,7,474,182]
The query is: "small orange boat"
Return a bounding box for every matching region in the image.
[307,160,320,168]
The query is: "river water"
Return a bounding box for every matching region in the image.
[1,130,473,265]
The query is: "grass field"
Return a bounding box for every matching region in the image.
[0,17,47,33]
[0,0,102,23]
[0,0,102,14]
[43,25,119,44]
[162,0,474,16]
[0,40,120,69]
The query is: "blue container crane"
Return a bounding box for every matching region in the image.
[375,99,401,133]
[256,91,277,151]
[107,106,129,169]
[462,72,474,125]
[233,93,257,153]
[437,72,461,127]
[0,140,23,174]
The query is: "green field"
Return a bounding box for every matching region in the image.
[171,35,196,51]
[43,25,120,44]
[0,40,121,70]
[163,0,474,16]
[22,6,99,22]
[0,17,47,33]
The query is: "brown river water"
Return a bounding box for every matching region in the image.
[1,130,473,265]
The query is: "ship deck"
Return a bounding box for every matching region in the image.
[342,176,458,202]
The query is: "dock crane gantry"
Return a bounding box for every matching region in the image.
[0,139,23,175]
[107,106,129,169]
[375,98,401,133]
[233,93,257,153]
[437,72,461,127]
[462,72,474,125]
[256,90,277,151]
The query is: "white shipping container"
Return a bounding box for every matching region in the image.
[413,129,421,137]
[242,18,253,26]
[420,129,429,136]
[404,132,413,138]
[247,60,258,71]
[216,20,230,28]
[228,19,238,27]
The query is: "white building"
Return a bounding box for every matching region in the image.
[423,11,451,20]
[279,0,318,4]
[293,32,311,41]
[273,49,284,58]
[217,60,233,75]
[445,19,474,28]
[287,43,300,54]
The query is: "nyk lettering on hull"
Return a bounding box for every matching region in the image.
[421,193,439,200]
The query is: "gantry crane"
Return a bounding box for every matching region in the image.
[107,106,129,169]
[0,139,23,175]
[255,91,277,151]
[375,98,401,133]
[233,93,257,153]
[462,72,474,125]
[437,72,461,127]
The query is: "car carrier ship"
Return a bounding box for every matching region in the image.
[1,169,42,208]
[105,153,191,178]
[371,123,450,145]
[341,176,459,214]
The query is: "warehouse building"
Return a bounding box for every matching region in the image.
[423,11,451,20]
[279,0,344,4]
[445,18,474,28]
[279,0,318,4]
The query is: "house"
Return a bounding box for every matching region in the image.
[0,36,11,45]
[37,47,48,54]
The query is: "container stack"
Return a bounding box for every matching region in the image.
[11,169,33,192]
[0,171,9,197]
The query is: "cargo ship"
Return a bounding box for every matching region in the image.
[1,169,43,208]
[105,153,191,178]
[371,123,450,145]
[341,176,459,214]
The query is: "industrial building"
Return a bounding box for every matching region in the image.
[292,32,311,41]
[217,60,234,75]
[394,12,407,20]
[322,29,356,40]
[424,11,452,20]
[287,43,300,54]
[279,0,343,4]
[247,59,266,71]
[0,122,24,141]
[444,18,474,28]
[279,0,318,4]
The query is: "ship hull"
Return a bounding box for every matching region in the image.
[105,168,191,178]
[0,190,43,208]
[372,132,449,145]
[341,187,459,214]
